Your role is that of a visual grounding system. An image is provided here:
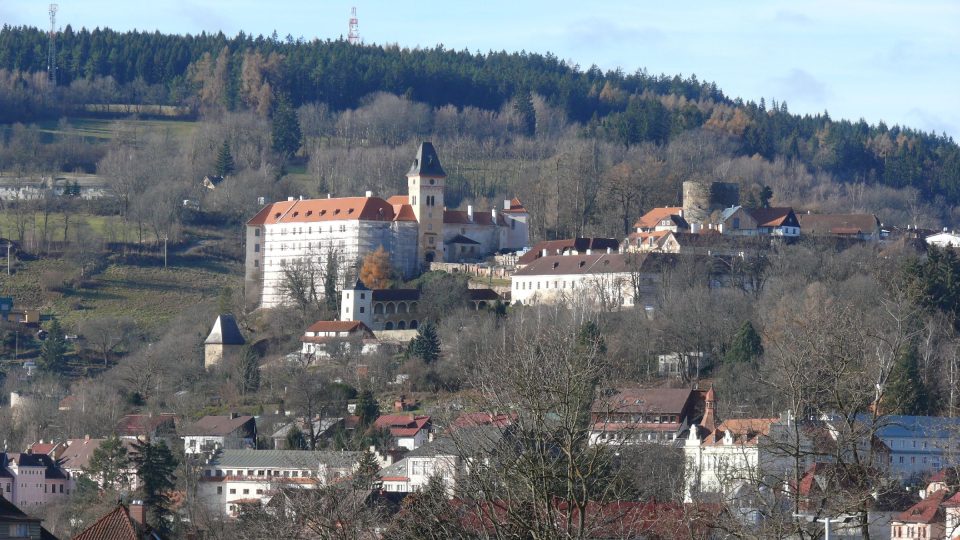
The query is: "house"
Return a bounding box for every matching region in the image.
[245,142,529,308]
[718,206,801,237]
[204,314,246,370]
[72,501,161,540]
[517,238,620,268]
[657,351,711,378]
[202,175,223,190]
[196,449,361,517]
[300,320,377,358]
[0,453,73,510]
[340,282,501,331]
[0,497,57,539]
[511,252,680,310]
[890,489,947,540]
[589,387,703,445]
[373,415,431,451]
[868,415,960,479]
[57,437,139,490]
[633,207,689,233]
[180,414,256,455]
[797,213,884,241]
[926,231,960,249]
[270,418,344,450]
[113,413,178,442]
[380,426,503,494]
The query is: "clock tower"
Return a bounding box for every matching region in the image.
[407,142,446,267]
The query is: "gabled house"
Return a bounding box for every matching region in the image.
[718,206,800,237]
[271,418,344,450]
[633,207,689,233]
[517,238,620,268]
[797,212,884,241]
[57,437,139,490]
[300,320,377,358]
[181,414,257,455]
[72,501,161,540]
[380,425,503,494]
[373,415,432,451]
[0,497,56,539]
[891,489,947,540]
[114,413,178,443]
[589,387,703,445]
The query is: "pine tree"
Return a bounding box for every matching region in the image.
[359,246,394,289]
[407,322,441,364]
[576,321,607,357]
[285,424,307,450]
[724,321,764,364]
[323,250,340,313]
[85,435,129,490]
[40,319,68,372]
[271,93,302,159]
[513,88,536,136]
[130,438,177,534]
[353,449,381,491]
[884,345,929,415]
[356,390,380,428]
[215,140,235,177]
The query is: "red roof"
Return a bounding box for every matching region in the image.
[374,415,431,438]
[26,442,59,455]
[114,413,177,437]
[634,207,683,229]
[386,195,408,205]
[747,207,796,228]
[895,489,947,524]
[246,197,417,225]
[501,198,528,214]
[72,504,146,540]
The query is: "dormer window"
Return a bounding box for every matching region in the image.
[306,210,313,216]
[552,262,559,269]
[348,208,354,214]
[334,209,341,215]
[292,211,299,217]
[274,212,281,218]
[579,261,586,268]
[320,210,327,216]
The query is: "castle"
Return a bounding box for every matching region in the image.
[245,142,529,308]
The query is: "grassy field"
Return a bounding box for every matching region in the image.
[0,254,242,335]
[0,115,198,143]
[0,212,138,243]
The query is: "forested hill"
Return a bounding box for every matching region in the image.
[1,25,959,203]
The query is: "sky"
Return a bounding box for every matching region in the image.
[1,0,958,139]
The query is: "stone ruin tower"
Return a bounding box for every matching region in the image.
[682,181,740,226]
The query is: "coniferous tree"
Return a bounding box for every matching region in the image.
[576,320,607,357]
[285,424,307,450]
[85,435,130,491]
[513,87,536,136]
[214,140,235,177]
[884,345,929,415]
[323,250,340,313]
[271,93,302,159]
[353,450,381,491]
[724,321,764,364]
[40,319,68,372]
[407,322,441,364]
[356,390,380,428]
[130,438,178,534]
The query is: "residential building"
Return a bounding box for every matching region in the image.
[380,426,503,494]
[204,314,245,370]
[270,418,344,450]
[245,142,529,308]
[633,207,690,233]
[373,415,431,451]
[0,497,56,540]
[890,489,947,540]
[196,449,361,517]
[717,206,801,237]
[181,414,256,455]
[113,414,177,443]
[300,321,377,358]
[869,415,960,479]
[0,453,73,510]
[72,501,161,540]
[797,212,884,241]
[589,387,703,445]
[516,238,620,268]
[340,282,500,331]
[657,351,711,378]
[57,437,139,490]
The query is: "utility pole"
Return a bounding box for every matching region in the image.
[162,235,168,269]
[5,243,10,275]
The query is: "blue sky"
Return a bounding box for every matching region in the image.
[2,0,957,139]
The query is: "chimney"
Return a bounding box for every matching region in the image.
[327,193,332,199]
[365,190,373,198]
[299,195,303,200]
[84,434,90,442]
[586,249,592,255]
[230,412,239,419]
[491,208,497,221]
[287,196,295,202]
[129,500,146,526]
[467,205,474,222]
[678,209,684,217]
[504,199,511,210]
[541,249,548,257]
[606,247,612,254]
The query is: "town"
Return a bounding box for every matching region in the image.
[0,4,958,539]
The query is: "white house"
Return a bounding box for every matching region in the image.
[55,437,139,491]
[373,414,431,451]
[300,320,377,358]
[181,414,257,456]
[245,142,529,308]
[197,449,361,517]
[380,426,502,494]
[866,415,960,479]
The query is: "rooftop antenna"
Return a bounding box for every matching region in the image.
[47,4,58,84]
[348,7,360,45]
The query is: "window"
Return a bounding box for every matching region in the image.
[360,293,365,299]
[255,228,260,237]
[230,489,236,494]
[359,307,365,313]
[59,484,63,493]
[243,489,250,495]
[256,489,263,495]
[217,486,223,494]
[11,524,29,538]
[254,243,260,252]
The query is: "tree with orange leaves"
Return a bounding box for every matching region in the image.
[359,246,394,289]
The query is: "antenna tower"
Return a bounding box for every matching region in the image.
[348,7,360,45]
[47,4,58,84]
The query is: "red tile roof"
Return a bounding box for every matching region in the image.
[447,412,514,432]
[501,198,528,214]
[592,387,695,415]
[246,197,417,225]
[634,207,683,230]
[385,195,408,205]
[747,207,796,228]
[700,418,779,446]
[374,415,431,438]
[71,504,146,540]
[895,489,947,524]
[797,213,880,235]
[114,413,177,437]
[60,438,138,471]
[26,442,59,455]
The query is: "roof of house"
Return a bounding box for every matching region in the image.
[270,418,343,439]
[746,207,796,227]
[592,387,695,415]
[407,142,446,178]
[304,320,373,335]
[72,504,152,540]
[385,195,408,205]
[209,449,361,470]
[518,238,620,266]
[634,207,684,230]
[443,209,506,227]
[699,418,780,447]
[797,213,880,235]
[869,415,960,439]
[501,198,528,214]
[374,415,431,438]
[895,489,947,524]
[114,414,177,437]
[0,495,41,522]
[513,252,678,277]
[246,196,417,226]
[448,234,481,245]
[180,415,255,437]
[466,289,501,301]
[406,425,505,458]
[204,314,245,346]
[26,442,60,456]
[447,412,514,432]
[371,289,420,302]
[3,453,68,479]
[60,438,138,471]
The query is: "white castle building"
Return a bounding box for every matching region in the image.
[245,142,529,308]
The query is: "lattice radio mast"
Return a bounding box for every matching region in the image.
[47,4,58,84]
[348,7,360,45]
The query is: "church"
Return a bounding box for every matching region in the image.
[245,142,529,308]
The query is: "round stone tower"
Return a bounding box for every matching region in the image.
[682,181,710,225]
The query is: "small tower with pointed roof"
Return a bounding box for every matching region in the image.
[340,280,373,328]
[407,142,446,266]
[204,314,246,370]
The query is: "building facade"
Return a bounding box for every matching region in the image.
[0,453,73,510]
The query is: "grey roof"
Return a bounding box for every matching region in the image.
[448,234,480,245]
[205,314,246,345]
[407,142,446,178]
[270,418,343,439]
[180,414,255,437]
[720,206,742,222]
[867,415,960,439]
[406,425,505,458]
[210,449,361,469]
